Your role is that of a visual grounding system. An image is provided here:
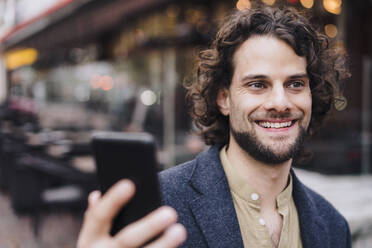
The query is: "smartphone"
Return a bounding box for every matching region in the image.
[91,131,162,235]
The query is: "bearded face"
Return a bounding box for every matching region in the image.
[217,35,312,164]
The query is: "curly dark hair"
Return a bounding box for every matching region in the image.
[185,6,350,148]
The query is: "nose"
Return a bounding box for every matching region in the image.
[263,85,293,112]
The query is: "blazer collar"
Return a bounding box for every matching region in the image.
[291,170,329,248]
[188,145,244,248]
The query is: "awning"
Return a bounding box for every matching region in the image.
[0,0,176,52]
[0,0,92,51]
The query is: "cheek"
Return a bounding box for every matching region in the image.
[295,94,312,124]
[231,99,257,118]
[293,90,311,107]
[229,98,249,123]
[305,94,312,116]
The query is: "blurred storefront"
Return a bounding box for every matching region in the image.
[0,0,235,169]
[0,0,371,173]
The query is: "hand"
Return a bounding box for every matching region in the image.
[77,179,187,248]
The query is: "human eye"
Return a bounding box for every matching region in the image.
[247,81,267,90]
[286,80,305,90]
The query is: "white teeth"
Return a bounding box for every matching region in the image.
[258,121,292,129]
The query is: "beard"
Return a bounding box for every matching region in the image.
[230,123,307,165]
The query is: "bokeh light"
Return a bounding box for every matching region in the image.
[323,0,342,15]
[90,74,114,91]
[262,0,276,6]
[324,24,338,38]
[300,0,314,8]
[236,0,251,10]
[100,75,114,91]
[140,90,157,106]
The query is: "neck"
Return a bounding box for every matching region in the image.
[225,139,291,208]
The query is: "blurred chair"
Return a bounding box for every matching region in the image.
[0,132,28,191]
[9,149,97,236]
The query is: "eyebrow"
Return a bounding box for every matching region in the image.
[288,73,309,79]
[241,73,309,81]
[240,74,268,82]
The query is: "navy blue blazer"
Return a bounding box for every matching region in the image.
[159,145,351,248]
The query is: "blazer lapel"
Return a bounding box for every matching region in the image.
[188,146,244,248]
[291,170,329,248]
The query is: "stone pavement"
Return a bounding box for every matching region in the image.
[295,168,372,248]
[0,193,82,248]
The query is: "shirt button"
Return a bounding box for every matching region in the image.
[259,218,266,226]
[251,193,259,201]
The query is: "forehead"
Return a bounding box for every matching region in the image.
[232,35,307,78]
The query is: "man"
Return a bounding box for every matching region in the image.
[78,6,351,248]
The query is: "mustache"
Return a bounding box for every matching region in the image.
[249,111,303,120]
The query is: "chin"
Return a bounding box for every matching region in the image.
[267,141,296,152]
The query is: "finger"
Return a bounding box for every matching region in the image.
[87,190,101,208]
[94,179,136,223]
[114,206,178,248]
[144,224,187,248]
[77,236,115,248]
[81,180,135,238]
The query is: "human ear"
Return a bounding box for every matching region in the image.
[216,88,230,116]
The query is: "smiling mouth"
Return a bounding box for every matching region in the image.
[256,120,296,129]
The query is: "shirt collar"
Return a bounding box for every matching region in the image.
[220,145,293,210]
